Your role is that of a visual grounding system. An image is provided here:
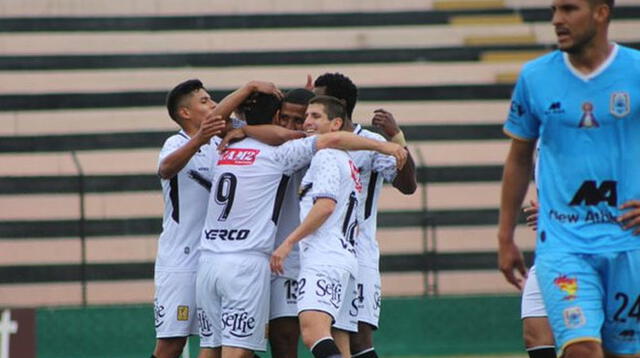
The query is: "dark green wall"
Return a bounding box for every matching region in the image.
[36,295,524,358]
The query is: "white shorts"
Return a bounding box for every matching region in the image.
[154,271,199,338]
[521,265,548,319]
[350,266,381,329]
[197,306,219,348]
[270,275,300,320]
[196,253,270,351]
[297,266,358,333]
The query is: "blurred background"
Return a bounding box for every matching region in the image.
[1,0,638,357]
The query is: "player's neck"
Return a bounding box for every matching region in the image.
[566,38,613,76]
[181,121,199,138]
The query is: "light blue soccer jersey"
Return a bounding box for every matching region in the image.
[504,44,640,254]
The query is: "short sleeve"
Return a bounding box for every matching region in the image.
[503,72,540,141]
[310,150,341,202]
[158,135,184,169]
[273,136,317,174]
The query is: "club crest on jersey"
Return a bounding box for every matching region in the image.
[578,102,599,128]
[348,160,362,192]
[610,92,630,118]
[218,148,260,165]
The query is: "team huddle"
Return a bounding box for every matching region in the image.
[152,73,416,358]
[150,1,640,358]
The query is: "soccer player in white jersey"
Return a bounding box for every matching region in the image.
[270,95,374,358]
[153,79,226,358]
[313,73,417,358]
[154,79,284,358]
[269,88,316,358]
[197,87,406,358]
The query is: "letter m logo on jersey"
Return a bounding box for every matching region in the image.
[569,180,617,206]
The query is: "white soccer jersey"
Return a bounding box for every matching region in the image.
[298,148,361,277]
[156,131,219,272]
[349,125,397,270]
[200,136,316,256]
[273,169,307,279]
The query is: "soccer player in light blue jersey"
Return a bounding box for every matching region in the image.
[497,1,640,357]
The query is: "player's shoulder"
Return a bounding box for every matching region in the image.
[616,45,640,68]
[520,50,563,78]
[356,127,386,142]
[161,131,189,148]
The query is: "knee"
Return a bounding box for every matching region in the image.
[522,318,554,348]
[350,325,373,353]
[563,341,602,358]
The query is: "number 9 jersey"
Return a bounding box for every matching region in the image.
[200,136,317,256]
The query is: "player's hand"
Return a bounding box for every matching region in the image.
[371,109,400,140]
[498,241,527,290]
[618,199,640,235]
[195,115,225,144]
[249,81,284,100]
[304,74,314,91]
[217,128,245,152]
[523,200,539,231]
[380,142,407,170]
[270,241,293,275]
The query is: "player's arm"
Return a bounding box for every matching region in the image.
[270,198,336,275]
[316,131,407,170]
[619,199,640,235]
[158,115,224,179]
[497,137,536,289]
[217,125,306,151]
[212,80,283,121]
[371,108,417,194]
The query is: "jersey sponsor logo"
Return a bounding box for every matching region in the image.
[204,229,250,241]
[510,100,525,117]
[218,148,260,166]
[222,310,256,338]
[610,92,630,118]
[198,308,214,337]
[315,277,343,309]
[349,160,362,193]
[177,305,189,321]
[578,102,599,128]
[570,180,617,206]
[554,275,578,300]
[154,298,166,328]
[563,306,586,329]
[545,101,565,115]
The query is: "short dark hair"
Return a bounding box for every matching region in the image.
[309,95,347,129]
[239,93,281,125]
[589,0,614,18]
[166,79,204,123]
[314,73,357,119]
[282,88,315,106]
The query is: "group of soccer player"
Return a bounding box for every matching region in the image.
[151,72,417,358]
[498,0,640,358]
[150,0,640,357]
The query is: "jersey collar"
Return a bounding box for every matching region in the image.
[353,124,363,135]
[562,43,619,82]
[178,130,190,140]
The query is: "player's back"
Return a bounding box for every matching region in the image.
[201,136,315,256]
[299,148,361,276]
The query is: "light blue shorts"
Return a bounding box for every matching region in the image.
[536,249,640,355]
